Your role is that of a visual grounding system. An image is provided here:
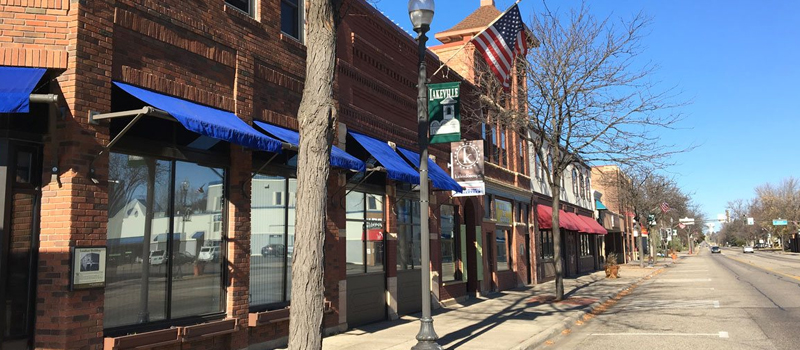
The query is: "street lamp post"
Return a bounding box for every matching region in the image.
[408,1,440,350]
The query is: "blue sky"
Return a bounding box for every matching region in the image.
[374,0,800,229]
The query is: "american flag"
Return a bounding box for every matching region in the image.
[473,4,529,91]
[660,202,670,213]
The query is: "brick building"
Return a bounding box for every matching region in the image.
[592,165,635,263]
[0,0,610,349]
[0,0,537,349]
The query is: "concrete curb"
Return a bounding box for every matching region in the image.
[515,262,674,350]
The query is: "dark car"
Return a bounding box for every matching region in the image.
[261,244,286,257]
[710,246,721,254]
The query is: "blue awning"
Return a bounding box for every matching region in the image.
[0,67,47,113]
[153,233,181,242]
[107,236,144,246]
[254,121,366,172]
[596,200,608,210]
[397,147,463,193]
[114,82,283,153]
[191,231,205,239]
[348,131,420,185]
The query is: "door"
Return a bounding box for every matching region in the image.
[345,191,386,327]
[0,141,42,350]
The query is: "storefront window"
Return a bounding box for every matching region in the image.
[105,153,225,329]
[580,234,591,257]
[440,205,461,282]
[250,175,296,307]
[496,230,509,271]
[540,230,554,259]
[346,191,385,274]
[397,198,421,270]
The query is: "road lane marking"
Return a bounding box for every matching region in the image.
[653,278,711,283]
[622,300,719,309]
[724,255,800,282]
[591,332,729,338]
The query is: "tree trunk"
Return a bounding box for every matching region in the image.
[289,1,338,349]
[551,179,564,300]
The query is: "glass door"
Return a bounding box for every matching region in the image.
[0,142,42,350]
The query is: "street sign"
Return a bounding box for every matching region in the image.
[679,217,695,225]
[747,217,754,225]
[773,219,788,226]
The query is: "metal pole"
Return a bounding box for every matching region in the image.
[413,24,441,350]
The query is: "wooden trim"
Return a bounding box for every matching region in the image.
[103,328,181,350]
[180,319,237,342]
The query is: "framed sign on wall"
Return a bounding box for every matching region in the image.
[71,246,107,290]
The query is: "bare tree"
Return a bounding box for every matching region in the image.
[290,0,343,349]
[479,2,687,300]
[751,177,800,250]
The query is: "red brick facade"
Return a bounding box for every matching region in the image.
[0,0,586,349]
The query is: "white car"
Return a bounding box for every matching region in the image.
[149,250,166,265]
[743,246,754,253]
[198,246,220,262]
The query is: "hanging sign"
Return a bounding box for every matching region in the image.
[428,82,461,144]
[451,140,484,197]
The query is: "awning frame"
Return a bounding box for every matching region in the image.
[88,106,296,184]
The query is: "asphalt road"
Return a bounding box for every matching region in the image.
[540,247,800,350]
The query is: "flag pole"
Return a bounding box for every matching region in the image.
[430,0,523,78]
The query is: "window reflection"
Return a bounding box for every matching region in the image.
[346,191,384,274]
[397,198,421,270]
[250,175,296,307]
[105,153,224,329]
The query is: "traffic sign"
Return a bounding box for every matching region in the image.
[679,217,695,225]
[773,219,788,226]
[747,217,754,225]
[678,223,686,229]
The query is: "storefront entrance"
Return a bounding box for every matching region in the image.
[0,140,42,350]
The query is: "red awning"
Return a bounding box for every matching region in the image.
[537,205,553,229]
[576,215,608,235]
[559,210,581,231]
[567,212,593,233]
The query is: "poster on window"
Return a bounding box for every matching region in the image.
[71,246,106,290]
[428,82,461,144]
[495,199,513,226]
[451,140,485,197]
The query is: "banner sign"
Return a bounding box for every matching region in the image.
[451,140,485,197]
[773,219,788,226]
[428,82,461,144]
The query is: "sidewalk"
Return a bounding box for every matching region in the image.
[319,258,679,350]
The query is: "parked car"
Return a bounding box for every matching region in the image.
[149,250,195,266]
[743,246,754,253]
[710,246,721,254]
[198,246,220,262]
[149,250,167,265]
[261,244,286,257]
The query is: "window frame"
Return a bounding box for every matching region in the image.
[225,0,254,16]
[345,189,386,275]
[396,195,421,270]
[280,0,304,42]
[249,172,297,311]
[104,152,228,335]
[496,230,510,271]
[440,204,462,282]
